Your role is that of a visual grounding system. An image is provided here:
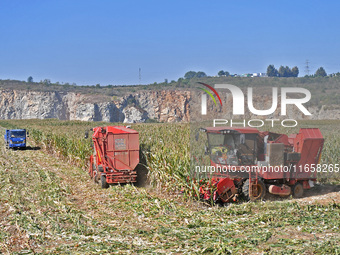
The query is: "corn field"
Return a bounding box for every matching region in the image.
[0,118,339,196]
[0,119,339,254]
[0,119,192,194]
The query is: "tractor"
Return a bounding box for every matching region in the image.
[86,126,139,188]
[4,129,29,149]
[197,127,324,203]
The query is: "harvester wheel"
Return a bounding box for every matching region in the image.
[101,175,109,189]
[242,179,266,201]
[94,172,100,184]
[89,163,95,177]
[292,183,304,198]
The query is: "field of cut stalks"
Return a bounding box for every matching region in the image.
[0,119,191,193]
[0,119,339,254]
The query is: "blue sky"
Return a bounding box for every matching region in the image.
[0,0,339,85]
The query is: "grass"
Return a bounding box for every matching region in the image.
[0,119,339,253]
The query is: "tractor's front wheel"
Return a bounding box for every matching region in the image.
[101,175,109,189]
[242,179,266,201]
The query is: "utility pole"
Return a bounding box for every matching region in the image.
[305,60,310,76]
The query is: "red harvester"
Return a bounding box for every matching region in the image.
[198,127,324,203]
[87,126,139,188]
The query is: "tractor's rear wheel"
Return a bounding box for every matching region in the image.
[101,175,109,189]
[292,183,304,198]
[242,179,266,201]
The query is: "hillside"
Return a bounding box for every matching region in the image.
[0,77,340,123]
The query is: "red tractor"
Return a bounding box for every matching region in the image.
[87,126,140,188]
[197,127,324,203]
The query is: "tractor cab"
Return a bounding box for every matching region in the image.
[202,127,260,166]
[4,129,28,149]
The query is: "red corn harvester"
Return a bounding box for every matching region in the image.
[86,126,139,188]
[197,127,325,204]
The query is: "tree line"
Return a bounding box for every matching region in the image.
[185,65,330,80]
[267,65,328,77]
[267,65,299,77]
[184,71,207,79]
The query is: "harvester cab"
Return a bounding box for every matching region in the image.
[86,126,140,188]
[206,128,258,166]
[198,127,324,204]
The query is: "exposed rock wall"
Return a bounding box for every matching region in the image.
[0,88,338,122]
[0,89,190,123]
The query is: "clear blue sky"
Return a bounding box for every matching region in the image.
[1,0,339,85]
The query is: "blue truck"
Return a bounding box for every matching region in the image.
[4,129,29,149]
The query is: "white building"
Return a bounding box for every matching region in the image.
[252,73,267,77]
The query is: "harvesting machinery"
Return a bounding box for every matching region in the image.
[197,127,324,203]
[86,126,139,188]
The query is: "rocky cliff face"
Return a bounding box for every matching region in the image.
[0,89,190,123]
[0,88,338,122]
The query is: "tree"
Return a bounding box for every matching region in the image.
[278,66,292,77]
[267,65,278,77]
[315,67,327,77]
[27,76,33,83]
[279,66,297,77]
[286,66,293,77]
[278,66,285,77]
[43,79,51,85]
[184,70,207,79]
[196,71,207,78]
[291,66,299,77]
[218,70,225,76]
[224,71,230,77]
[184,71,197,79]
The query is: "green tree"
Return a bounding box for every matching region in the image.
[27,76,33,83]
[267,65,278,77]
[218,70,225,76]
[291,66,299,77]
[224,71,230,77]
[286,66,293,77]
[196,71,207,78]
[278,66,288,77]
[43,79,51,85]
[315,67,327,77]
[184,71,197,79]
